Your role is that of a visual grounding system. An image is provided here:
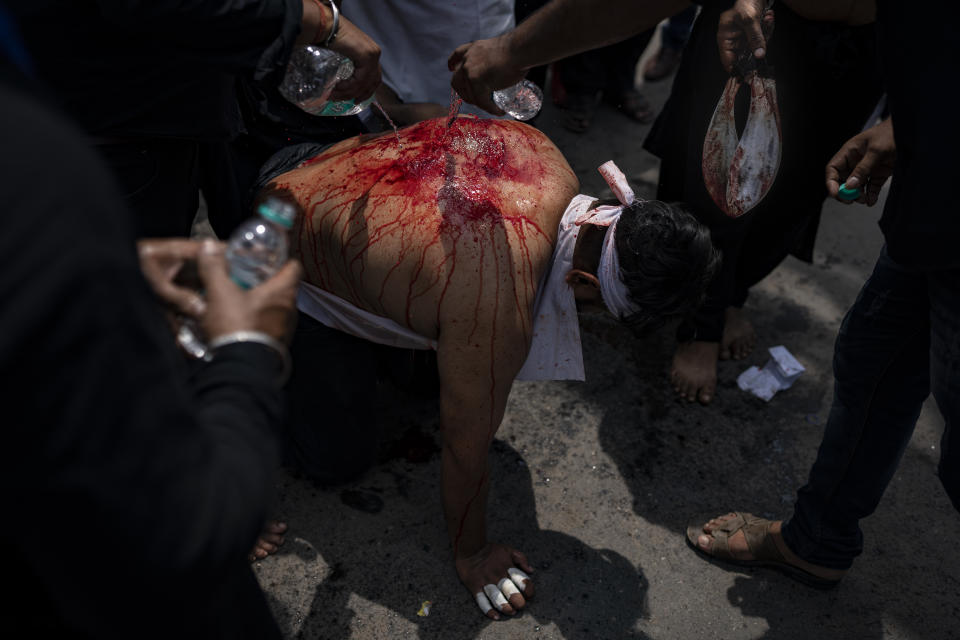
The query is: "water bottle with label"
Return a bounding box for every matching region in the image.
[176,198,296,359]
[226,198,296,288]
[279,45,373,116]
[492,79,543,121]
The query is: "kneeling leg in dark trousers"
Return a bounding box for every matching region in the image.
[284,312,384,484]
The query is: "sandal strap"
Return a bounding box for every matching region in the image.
[704,512,747,560]
[738,513,788,564]
[707,512,787,564]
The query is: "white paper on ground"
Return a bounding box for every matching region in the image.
[737,345,806,402]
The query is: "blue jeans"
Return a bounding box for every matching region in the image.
[781,247,960,569]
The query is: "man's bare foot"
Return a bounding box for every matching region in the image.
[693,512,846,585]
[720,307,756,361]
[249,520,287,562]
[670,341,719,405]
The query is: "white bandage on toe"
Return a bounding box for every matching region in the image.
[483,583,509,611]
[475,591,494,615]
[507,567,530,592]
[498,577,521,599]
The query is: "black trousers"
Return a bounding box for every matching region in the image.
[782,248,960,568]
[283,311,438,484]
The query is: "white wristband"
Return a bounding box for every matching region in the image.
[208,330,291,385]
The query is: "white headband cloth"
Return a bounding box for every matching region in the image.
[572,161,642,319]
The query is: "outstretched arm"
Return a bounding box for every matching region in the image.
[436,310,533,619]
[449,0,690,114]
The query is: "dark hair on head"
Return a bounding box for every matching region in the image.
[612,199,720,332]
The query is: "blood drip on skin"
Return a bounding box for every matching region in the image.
[272,117,553,556]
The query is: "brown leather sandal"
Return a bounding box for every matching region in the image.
[685,511,844,590]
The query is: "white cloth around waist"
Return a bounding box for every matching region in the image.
[297,283,437,351]
[296,195,593,382]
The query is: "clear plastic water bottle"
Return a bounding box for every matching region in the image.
[492,79,543,121]
[278,45,374,117]
[176,198,296,359]
[226,198,296,288]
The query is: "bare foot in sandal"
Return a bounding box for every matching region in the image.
[670,341,719,405]
[249,520,287,562]
[720,307,756,361]
[687,512,846,588]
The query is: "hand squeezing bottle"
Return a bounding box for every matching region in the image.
[176,198,296,359]
[279,46,373,116]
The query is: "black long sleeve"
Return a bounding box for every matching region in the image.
[2,80,283,637]
[10,0,302,138]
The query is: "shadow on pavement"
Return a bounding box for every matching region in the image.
[265,400,652,640]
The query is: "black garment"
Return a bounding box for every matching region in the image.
[284,312,439,485]
[94,138,203,237]
[2,78,283,638]
[645,4,881,342]
[874,0,960,269]
[11,0,303,237]
[11,0,301,139]
[779,0,960,569]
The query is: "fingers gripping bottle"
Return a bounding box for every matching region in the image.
[279,45,373,116]
[226,198,296,289]
[176,198,296,359]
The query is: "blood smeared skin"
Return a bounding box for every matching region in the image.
[273,116,555,333]
[268,116,572,558]
[726,73,781,217]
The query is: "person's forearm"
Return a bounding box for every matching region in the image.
[297,0,329,45]
[442,442,491,558]
[504,0,691,70]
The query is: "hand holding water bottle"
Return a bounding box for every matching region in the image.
[296,0,381,107]
[196,239,301,344]
[325,16,381,103]
[137,238,301,346]
[448,37,527,116]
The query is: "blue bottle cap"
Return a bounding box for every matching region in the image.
[258,198,296,228]
[837,182,863,201]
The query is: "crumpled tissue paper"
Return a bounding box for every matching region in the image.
[737,345,805,402]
